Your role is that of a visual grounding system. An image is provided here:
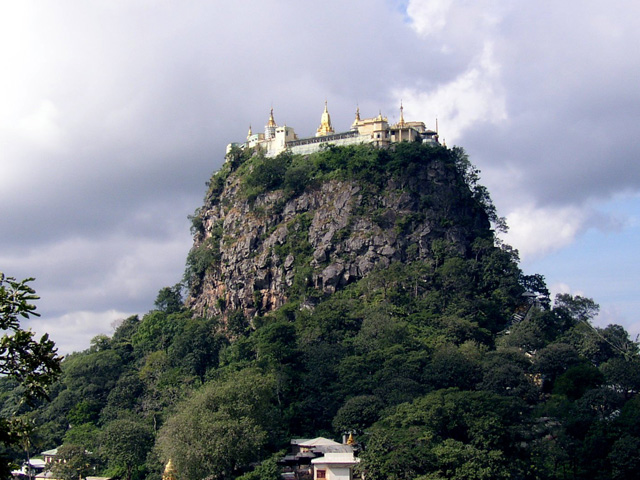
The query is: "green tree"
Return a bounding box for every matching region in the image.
[553,294,599,333]
[49,444,96,480]
[155,284,184,314]
[244,152,291,198]
[0,274,61,399]
[609,435,640,480]
[101,418,154,480]
[168,317,224,382]
[62,349,123,404]
[332,395,384,434]
[63,423,100,452]
[110,315,140,363]
[601,357,640,399]
[535,343,581,392]
[353,310,409,353]
[479,361,538,404]
[156,368,281,480]
[519,273,551,306]
[425,346,481,391]
[254,320,297,366]
[564,322,638,366]
[101,373,145,421]
[0,274,61,477]
[235,451,284,480]
[67,399,100,426]
[499,317,547,353]
[361,389,526,480]
[553,364,603,400]
[283,162,313,196]
[429,439,511,480]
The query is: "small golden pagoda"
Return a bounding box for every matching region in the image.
[346,432,355,445]
[351,106,362,130]
[163,459,177,480]
[267,108,276,128]
[316,101,335,136]
[397,101,406,127]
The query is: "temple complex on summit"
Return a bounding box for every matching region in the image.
[227,102,440,158]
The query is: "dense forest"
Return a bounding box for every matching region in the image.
[2,143,640,480]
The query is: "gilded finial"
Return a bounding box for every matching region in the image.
[247,125,253,139]
[316,100,334,136]
[268,108,276,127]
[163,460,177,480]
[351,106,361,130]
[347,433,355,445]
[398,101,405,127]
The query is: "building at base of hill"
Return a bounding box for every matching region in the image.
[227,102,439,158]
[311,453,359,480]
[279,437,359,480]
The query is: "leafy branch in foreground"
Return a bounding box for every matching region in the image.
[0,273,62,401]
[1,273,62,477]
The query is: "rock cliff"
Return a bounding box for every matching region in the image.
[186,143,491,320]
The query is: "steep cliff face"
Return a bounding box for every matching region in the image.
[186,144,491,319]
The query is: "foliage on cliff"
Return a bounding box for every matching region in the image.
[2,144,640,480]
[186,143,502,319]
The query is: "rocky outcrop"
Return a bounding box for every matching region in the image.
[187,152,489,320]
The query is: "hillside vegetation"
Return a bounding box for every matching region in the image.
[2,143,639,480]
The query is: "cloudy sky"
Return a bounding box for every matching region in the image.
[2,0,639,354]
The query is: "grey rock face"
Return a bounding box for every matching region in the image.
[187,157,487,320]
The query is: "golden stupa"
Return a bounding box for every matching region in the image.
[162,460,177,480]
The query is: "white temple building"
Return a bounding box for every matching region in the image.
[227,102,439,158]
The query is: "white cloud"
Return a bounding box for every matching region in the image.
[548,282,592,303]
[26,310,135,355]
[16,100,63,149]
[597,304,625,329]
[549,282,573,298]
[4,229,191,354]
[0,219,191,316]
[395,41,506,143]
[405,0,509,52]
[406,0,453,36]
[502,205,589,261]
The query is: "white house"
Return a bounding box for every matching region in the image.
[311,452,359,480]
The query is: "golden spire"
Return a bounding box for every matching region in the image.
[316,100,334,136]
[351,106,361,130]
[267,108,276,127]
[163,460,177,480]
[347,433,355,445]
[247,125,253,139]
[398,101,406,127]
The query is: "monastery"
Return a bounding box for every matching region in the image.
[227,102,440,158]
